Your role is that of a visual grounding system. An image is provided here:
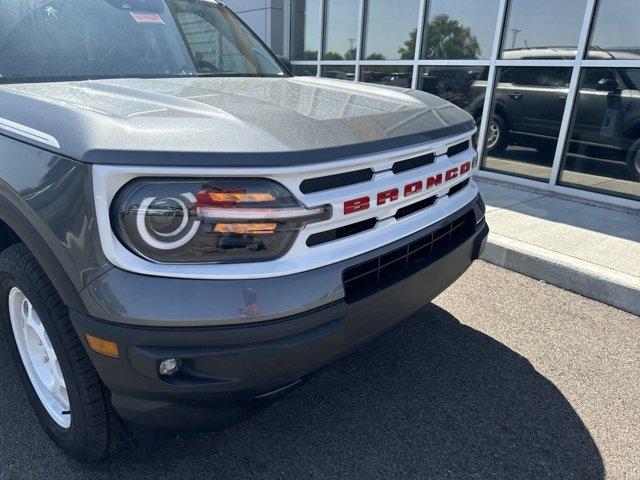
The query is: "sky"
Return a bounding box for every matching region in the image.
[589,0,640,50]
[324,0,359,57]
[502,0,589,52]
[363,0,421,59]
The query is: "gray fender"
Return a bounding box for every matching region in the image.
[0,190,87,313]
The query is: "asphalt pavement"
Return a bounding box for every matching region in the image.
[1,262,638,479]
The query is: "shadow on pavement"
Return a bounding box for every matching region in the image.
[0,304,604,480]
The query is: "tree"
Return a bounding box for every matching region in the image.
[422,14,481,60]
[324,51,344,61]
[344,48,357,60]
[303,50,318,60]
[398,29,417,60]
[366,52,386,60]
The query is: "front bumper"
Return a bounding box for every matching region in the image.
[70,195,488,430]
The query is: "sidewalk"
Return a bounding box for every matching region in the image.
[477,178,640,316]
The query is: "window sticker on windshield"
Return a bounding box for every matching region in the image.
[130,12,165,24]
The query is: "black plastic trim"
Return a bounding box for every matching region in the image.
[448,179,470,197]
[447,140,470,158]
[80,123,477,166]
[392,152,436,174]
[306,217,377,247]
[300,169,373,194]
[395,196,437,220]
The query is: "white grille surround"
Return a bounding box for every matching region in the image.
[92,130,479,280]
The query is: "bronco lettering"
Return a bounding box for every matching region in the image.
[343,161,472,214]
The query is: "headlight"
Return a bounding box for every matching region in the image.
[112,178,330,263]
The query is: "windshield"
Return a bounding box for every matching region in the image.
[0,0,286,83]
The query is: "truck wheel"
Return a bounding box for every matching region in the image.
[0,244,129,462]
[484,114,509,155]
[626,140,640,180]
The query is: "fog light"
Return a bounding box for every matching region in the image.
[159,358,182,377]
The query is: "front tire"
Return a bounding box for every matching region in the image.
[0,244,128,462]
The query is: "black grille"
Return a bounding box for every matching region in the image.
[342,212,475,302]
[300,169,373,194]
[392,153,436,174]
[395,196,436,220]
[447,141,469,158]
[307,218,377,247]
[448,179,469,197]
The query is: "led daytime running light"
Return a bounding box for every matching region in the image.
[196,205,328,222]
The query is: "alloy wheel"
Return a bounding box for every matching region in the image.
[486,120,500,151]
[8,287,70,428]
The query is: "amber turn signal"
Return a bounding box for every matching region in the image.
[85,334,119,358]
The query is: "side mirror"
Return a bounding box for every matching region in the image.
[277,55,293,75]
[596,78,619,92]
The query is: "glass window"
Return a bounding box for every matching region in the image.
[292,65,317,76]
[483,67,573,182]
[176,11,248,74]
[321,65,355,81]
[363,0,420,60]
[360,66,413,88]
[323,0,359,60]
[588,0,640,60]
[421,0,500,60]
[558,68,640,201]
[290,0,321,60]
[418,66,488,113]
[500,0,589,60]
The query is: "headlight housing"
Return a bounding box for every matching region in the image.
[112,178,330,264]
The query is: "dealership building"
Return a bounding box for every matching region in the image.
[225,0,640,209]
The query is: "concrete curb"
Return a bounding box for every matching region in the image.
[481,233,640,317]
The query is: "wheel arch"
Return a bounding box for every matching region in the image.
[492,102,511,128]
[0,195,86,314]
[471,100,512,135]
[622,120,640,147]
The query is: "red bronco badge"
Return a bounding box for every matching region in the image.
[344,161,472,215]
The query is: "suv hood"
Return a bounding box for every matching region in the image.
[0,76,475,166]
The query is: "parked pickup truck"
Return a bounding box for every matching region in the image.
[0,0,487,462]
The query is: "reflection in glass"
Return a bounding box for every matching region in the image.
[321,65,356,81]
[290,0,321,60]
[323,0,359,60]
[500,0,588,60]
[360,66,413,88]
[483,67,573,182]
[292,65,317,77]
[418,66,488,113]
[559,68,640,201]
[363,0,421,60]
[421,0,500,60]
[588,0,640,60]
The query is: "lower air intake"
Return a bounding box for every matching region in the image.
[342,212,475,303]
